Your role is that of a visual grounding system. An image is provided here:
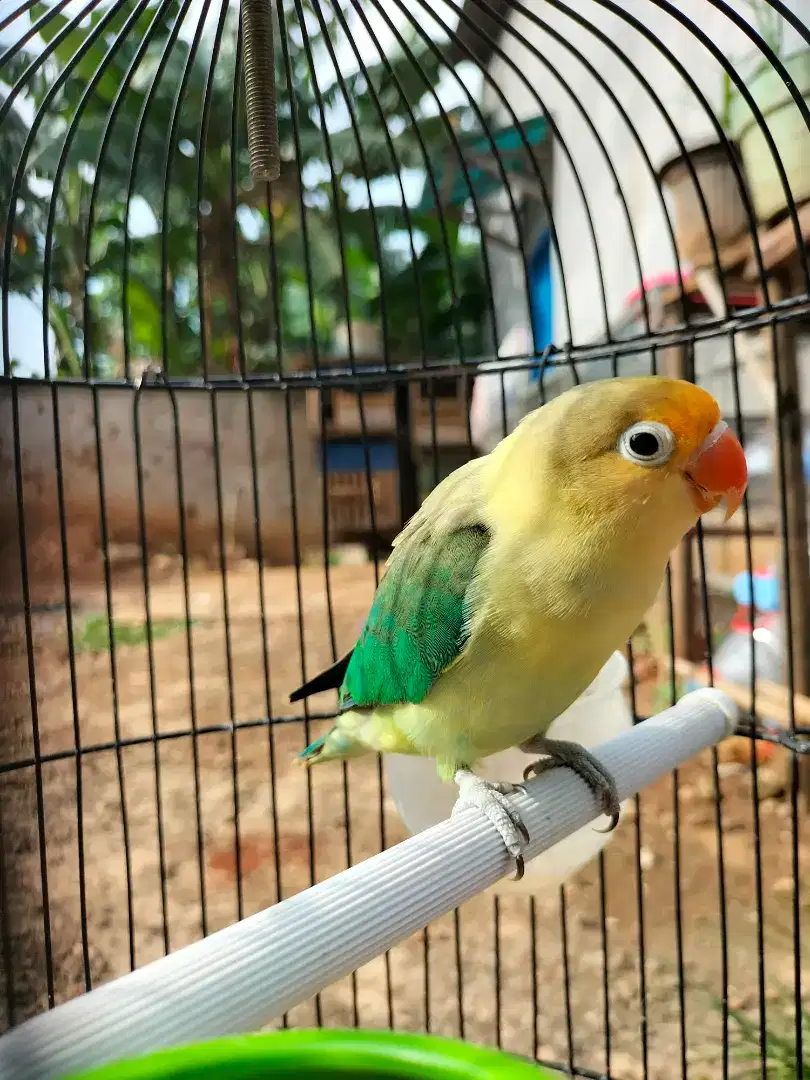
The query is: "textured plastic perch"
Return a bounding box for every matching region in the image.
[0,688,737,1080]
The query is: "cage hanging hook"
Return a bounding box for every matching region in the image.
[241,0,281,183]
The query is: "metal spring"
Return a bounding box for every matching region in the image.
[241,0,281,182]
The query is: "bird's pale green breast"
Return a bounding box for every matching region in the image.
[373,519,669,775]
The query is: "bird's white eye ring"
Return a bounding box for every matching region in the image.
[617,421,676,467]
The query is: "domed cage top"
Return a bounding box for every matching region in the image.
[1,0,809,1077]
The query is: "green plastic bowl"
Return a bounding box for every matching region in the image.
[66,1029,559,1079]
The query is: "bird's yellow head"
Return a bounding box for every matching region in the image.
[624,377,748,521]
[488,375,747,537]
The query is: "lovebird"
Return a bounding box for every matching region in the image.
[290,376,747,878]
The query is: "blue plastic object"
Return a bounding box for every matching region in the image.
[732,570,780,613]
[528,229,553,378]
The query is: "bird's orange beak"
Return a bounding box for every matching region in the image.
[684,421,747,522]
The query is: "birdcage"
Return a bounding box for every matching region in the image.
[0,0,809,1077]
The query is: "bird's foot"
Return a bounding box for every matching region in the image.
[451,769,529,881]
[520,737,621,833]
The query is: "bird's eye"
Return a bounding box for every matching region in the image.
[617,421,676,467]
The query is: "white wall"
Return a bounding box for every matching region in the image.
[480,0,807,349]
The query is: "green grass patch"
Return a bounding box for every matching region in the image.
[74,614,191,654]
[715,994,810,1079]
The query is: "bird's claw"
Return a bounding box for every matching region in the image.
[522,742,621,832]
[452,769,529,879]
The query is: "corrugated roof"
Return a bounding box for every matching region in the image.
[415,113,548,214]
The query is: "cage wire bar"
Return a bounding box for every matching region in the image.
[0,691,739,1080]
[0,0,809,1078]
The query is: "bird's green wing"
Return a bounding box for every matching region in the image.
[339,523,490,709]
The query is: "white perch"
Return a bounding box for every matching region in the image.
[0,689,737,1080]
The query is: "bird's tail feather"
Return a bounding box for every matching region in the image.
[296,735,328,763]
[295,725,367,766]
[289,651,352,704]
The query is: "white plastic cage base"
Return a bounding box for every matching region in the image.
[0,688,737,1080]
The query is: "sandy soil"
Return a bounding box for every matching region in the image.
[3,556,809,1079]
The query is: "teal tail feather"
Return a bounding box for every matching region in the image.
[294,723,370,766]
[296,735,328,763]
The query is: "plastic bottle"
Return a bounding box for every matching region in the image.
[712,569,783,687]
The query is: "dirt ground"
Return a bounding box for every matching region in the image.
[3,555,809,1079]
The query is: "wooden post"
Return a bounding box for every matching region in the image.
[770,274,810,807]
[668,536,704,662]
[661,330,704,663]
[394,384,418,526]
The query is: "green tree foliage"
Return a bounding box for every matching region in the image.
[1,0,490,378]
